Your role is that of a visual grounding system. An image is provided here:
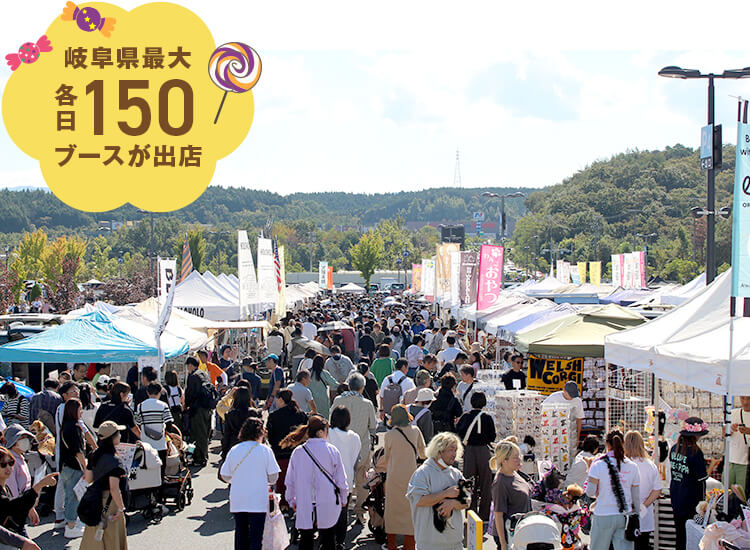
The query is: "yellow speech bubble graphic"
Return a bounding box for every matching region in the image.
[2,2,255,212]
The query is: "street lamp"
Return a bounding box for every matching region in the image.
[635,233,657,283]
[481,191,526,242]
[659,65,750,283]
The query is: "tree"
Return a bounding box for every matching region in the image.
[0,268,14,313]
[41,235,86,294]
[350,231,384,290]
[46,257,81,312]
[10,229,48,291]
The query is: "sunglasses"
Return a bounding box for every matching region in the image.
[0,461,15,468]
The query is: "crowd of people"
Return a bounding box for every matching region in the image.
[0,290,728,550]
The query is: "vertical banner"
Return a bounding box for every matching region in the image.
[611,254,621,287]
[412,264,422,292]
[459,251,479,306]
[257,238,277,304]
[318,261,328,289]
[327,266,334,290]
[158,258,177,301]
[450,251,461,305]
[556,260,564,282]
[638,251,646,288]
[422,259,436,301]
[275,246,287,318]
[577,262,587,285]
[732,100,750,316]
[623,253,632,289]
[477,245,505,311]
[619,254,626,288]
[590,261,601,286]
[571,268,580,284]
[237,230,259,319]
[436,243,460,302]
[557,261,570,284]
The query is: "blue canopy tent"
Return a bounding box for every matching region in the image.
[0,311,189,387]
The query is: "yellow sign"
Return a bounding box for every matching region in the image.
[577,261,587,284]
[467,510,483,550]
[590,261,601,286]
[2,2,256,212]
[527,355,583,395]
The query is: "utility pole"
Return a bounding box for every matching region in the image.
[454,149,461,188]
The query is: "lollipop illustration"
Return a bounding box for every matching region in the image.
[61,2,116,37]
[208,42,261,124]
[5,36,52,71]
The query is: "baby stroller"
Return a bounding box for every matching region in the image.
[126,441,164,523]
[509,512,562,550]
[362,447,386,545]
[161,433,194,511]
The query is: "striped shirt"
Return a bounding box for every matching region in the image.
[2,395,30,429]
[135,398,173,451]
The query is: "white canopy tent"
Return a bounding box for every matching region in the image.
[338,282,366,293]
[173,270,241,320]
[605,269,749,394]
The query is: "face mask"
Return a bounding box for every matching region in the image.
[17,438,31,453]
[436,457,449,468]
[333,354,341,360]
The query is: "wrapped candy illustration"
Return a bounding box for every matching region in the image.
[5,36,52,71]
[61,2,116,37]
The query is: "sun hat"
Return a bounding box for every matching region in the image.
[415,388,436,403]
[680,416,709,437]
[97,420,126,439]
[470,342,482,353]
[4,424,34,449]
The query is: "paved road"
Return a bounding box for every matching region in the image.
[27,438,498,549]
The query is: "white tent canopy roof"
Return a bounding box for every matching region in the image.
[605,270,750,395]
[173,270,241,320]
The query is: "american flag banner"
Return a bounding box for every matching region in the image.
[273,237,282,292]
[178,232,193,284]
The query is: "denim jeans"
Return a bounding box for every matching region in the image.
[233,512,266,550]
[60,465,83,524]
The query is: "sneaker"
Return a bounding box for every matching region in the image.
[54,519,65,530]
[64,523,85,539]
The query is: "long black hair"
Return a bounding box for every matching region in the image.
[89,433,118,467]
[311,355,325,382]
[606,429,626,471]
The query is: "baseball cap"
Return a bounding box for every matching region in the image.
[97,420,126,439]
[95,374,111,388]
[263,353,279,363]
[564,381,580,398]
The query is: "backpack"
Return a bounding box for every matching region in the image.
[199,379,220,409]
[256,366,273,400]
[380,374,406,415]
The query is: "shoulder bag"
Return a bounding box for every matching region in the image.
[395,427,424,464]
[301,444,341,505]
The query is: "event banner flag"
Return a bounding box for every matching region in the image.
[623,253,634,289]
[611,254,622,287]
[327,266,334,290]
[412,264,422,292]
[577,262,587,285]
[556,260,564,282]
[257,238,277,304]
[450,251,461,305]
[158,258,177,301]
[477,245,504,311]
[237,230,259,318]
[571,268,580,284]
[459,251,479,306]
[422,259,436,300]
[527,355,583,395]
[436,243,460,302]
[732,99,750,317]
[275,246,287,318]
[560,261,571,284]
[318,261,328,290]
[590,262,601,286]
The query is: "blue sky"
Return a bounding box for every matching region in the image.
[2,0,750,196]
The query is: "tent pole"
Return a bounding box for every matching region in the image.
[724,315,735,514]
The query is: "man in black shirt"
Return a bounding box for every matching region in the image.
[501,354,527,390]
[359,325,375,362]
[184,356,212,467]
[133,366,169,407]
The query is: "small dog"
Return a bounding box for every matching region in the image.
[433,477,473,532]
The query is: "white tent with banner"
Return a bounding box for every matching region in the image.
[173,270,241,320]
[605,270,750,394]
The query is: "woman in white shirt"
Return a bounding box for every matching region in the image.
[624,431,663,550]
[326,406,361,550]
[586,430,641,550]
[220,417,281,550]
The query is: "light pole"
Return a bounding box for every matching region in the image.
[636,233,657,283]
[658,65,750,283]
[481,191,526,242]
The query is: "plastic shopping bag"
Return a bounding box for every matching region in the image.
[262,493,290,550]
